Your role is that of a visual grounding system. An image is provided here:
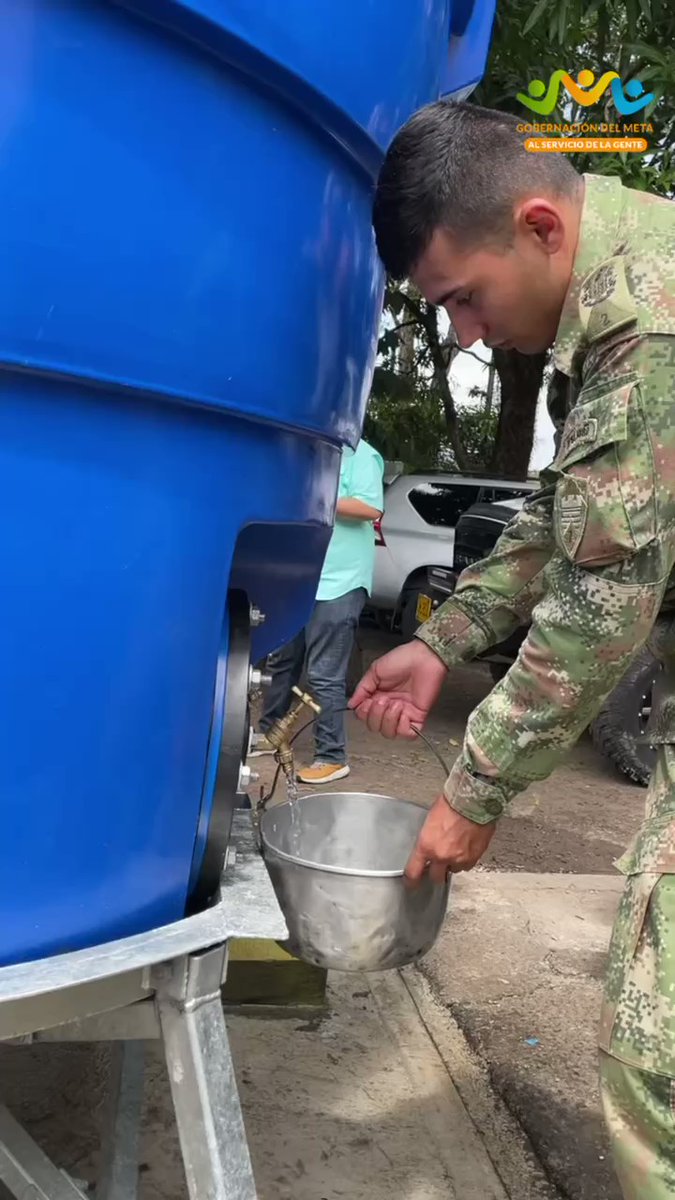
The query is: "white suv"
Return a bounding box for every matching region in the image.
[370,473,537,635]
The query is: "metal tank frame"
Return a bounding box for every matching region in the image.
[0,813,284,1200]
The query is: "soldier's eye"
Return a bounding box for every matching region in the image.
[456,292,473,308]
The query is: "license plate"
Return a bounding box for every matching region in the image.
[416,593,433,623]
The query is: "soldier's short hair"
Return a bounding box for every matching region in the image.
[374,100,581,279]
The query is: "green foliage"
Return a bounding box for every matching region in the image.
[453,405,500,470]
[475,0,675,194]
[366,347,499,473]
[369,0,673,476]
[364,388,498,475]
[363,387,451,472]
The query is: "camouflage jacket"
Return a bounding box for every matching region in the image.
[417,174,675,844]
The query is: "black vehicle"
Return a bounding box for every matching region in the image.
[417,497,660,788]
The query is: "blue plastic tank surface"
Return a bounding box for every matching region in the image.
[0,0,495,965]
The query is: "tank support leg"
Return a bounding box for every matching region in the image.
[154,947,256,1200]
[0,1104,88,1199]
[96,1040,145,1200]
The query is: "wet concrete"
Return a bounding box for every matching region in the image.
[0,973,516,1200]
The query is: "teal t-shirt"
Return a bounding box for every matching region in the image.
[316,440,384,602]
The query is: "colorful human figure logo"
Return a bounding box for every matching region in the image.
[611,77,656,114]
[517,69,655,115]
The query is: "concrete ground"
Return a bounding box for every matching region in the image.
[252,627,644,1199]
[420,873,624,1200]
[0,973,536,1200]
[0,875,618,1200]
[0,629,644,1198]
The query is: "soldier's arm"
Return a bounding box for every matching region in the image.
[445,337,675,825]
[415,481,556,666]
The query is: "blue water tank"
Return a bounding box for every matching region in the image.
[0,0,495,965]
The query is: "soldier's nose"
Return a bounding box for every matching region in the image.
[453,317,485,350]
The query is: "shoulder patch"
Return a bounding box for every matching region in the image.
[581,262,617,307]
[555,476,588,560]
[558,416,598,462]
[578,255,637,344]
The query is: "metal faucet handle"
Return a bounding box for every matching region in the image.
[291,685,321,714]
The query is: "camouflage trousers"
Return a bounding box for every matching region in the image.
[598,628,675,1197]
[599,868,675,1198]
[600,1050,675,1198]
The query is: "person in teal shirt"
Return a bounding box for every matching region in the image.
[254,439,384,784]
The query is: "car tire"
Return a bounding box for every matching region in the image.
[399,585,426,640]
[590,646,660,787]
[488,662,510,685]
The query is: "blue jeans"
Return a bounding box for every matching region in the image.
[260,588,366,764]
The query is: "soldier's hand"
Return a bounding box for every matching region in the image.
[349,641,447,738]
[405,798,496,885]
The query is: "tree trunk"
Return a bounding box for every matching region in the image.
[484,358,496,421]
[490,349,547,479]
[398,322,416,376]
[401,293,470,472]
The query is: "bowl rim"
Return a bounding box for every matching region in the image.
[259,791,429,878]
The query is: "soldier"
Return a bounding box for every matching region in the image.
[351,100,675,1197]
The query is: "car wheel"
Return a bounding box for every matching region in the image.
[488,662,510,685]
[399,585,427,640]
[590,646,660,787]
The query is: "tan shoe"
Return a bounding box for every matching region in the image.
[297,762,350,785]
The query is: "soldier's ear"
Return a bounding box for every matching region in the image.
[515,198,565,256]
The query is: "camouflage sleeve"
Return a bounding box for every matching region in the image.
[415,483,556,666]
[445,335,675,825]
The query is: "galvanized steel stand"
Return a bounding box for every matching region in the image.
[0,814,287,1200]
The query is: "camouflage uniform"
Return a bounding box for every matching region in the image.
[415,174,675,1196]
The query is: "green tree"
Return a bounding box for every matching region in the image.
[368,284,503,474]
[370,0,673,476]
[477,0,674,195]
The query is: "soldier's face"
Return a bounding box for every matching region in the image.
[410,203,572,355]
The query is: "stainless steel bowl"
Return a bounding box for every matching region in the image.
[260,792,449,972]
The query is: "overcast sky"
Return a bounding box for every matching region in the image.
[449,340,556,473]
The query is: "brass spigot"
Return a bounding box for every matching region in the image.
[265,686,321,793]
[252,686,320,849]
